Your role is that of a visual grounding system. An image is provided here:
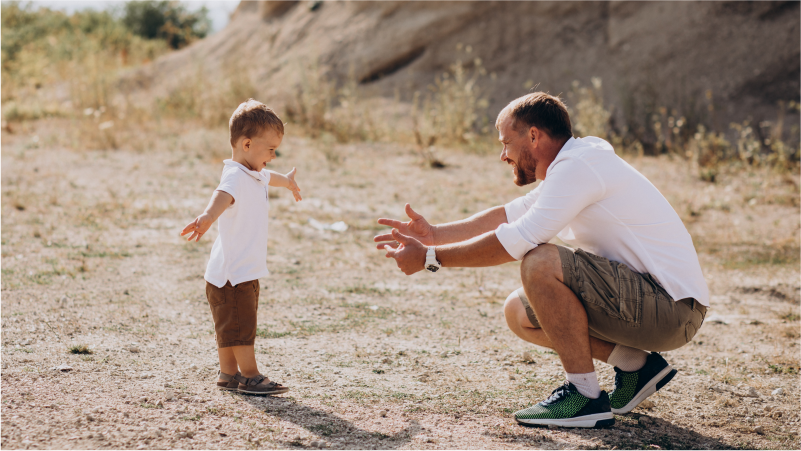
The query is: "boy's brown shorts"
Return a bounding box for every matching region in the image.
[206,280,259,348]
[517,245,707,352]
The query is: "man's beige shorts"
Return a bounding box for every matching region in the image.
[517,245,707,352]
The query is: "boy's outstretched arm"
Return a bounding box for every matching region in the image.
[267,167,302,202]
[180,190,234,242]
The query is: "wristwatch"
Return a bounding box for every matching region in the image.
[425,246,441,273]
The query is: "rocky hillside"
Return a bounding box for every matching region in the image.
[131,1,799,137]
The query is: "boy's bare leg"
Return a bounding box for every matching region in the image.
[231,345,260,378]
[218,347,239,381]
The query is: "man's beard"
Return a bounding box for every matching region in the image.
[512,150,538,186]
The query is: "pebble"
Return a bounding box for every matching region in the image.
[753,425,765,434]
[52,364,73,372]
[311,440,322,448]
[128,346,140,353]
[379,410,388,417]
[745,387,759,398]
[165,389,175,400]
[639,416,653,426]
[156,400,164,408]
[138,397,147,403]
[522,351,534,362]
[189,363,198,370]
[509,375,516,380]
[772,387,784,396]
[639,399,655,409]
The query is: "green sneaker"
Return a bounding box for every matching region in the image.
[515,382,615,428]
[610,352,677,414]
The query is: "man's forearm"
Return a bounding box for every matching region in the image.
[436,230,516,268]
[432,206,508,245]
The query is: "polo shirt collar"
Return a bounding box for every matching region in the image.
[223,159,267,186]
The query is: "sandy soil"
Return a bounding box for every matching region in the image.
[2,120,799,449]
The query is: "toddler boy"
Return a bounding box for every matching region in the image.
[180,99,301,395]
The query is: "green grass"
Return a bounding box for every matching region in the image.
[255,327,292,339]
[68,344,92,355]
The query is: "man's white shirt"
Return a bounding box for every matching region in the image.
[495,137,710,306]
[205,160,271,288]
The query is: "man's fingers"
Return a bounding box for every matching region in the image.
[373,233,394,242]
[391,229,413,244]
[405,203,423,221]
[377,218,404,228]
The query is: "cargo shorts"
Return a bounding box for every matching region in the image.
[517,245,707,352]
[205,280,259,348]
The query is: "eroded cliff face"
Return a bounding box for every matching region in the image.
[133,1,799,134]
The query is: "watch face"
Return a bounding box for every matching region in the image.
[426,265,439,273]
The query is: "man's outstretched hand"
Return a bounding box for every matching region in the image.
[381,229,427,275]
[374,204,434,249]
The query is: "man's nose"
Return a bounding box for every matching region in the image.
[500,147,507,161]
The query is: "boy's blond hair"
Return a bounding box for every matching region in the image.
[229,99,285,146]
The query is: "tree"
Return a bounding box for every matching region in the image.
[123,1,210,49]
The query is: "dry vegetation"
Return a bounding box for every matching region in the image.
[2,4,800,450]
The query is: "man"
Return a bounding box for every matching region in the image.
[374,92,709,428]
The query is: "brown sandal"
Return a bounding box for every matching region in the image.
[217,371,241,390]
[236,374,290,395]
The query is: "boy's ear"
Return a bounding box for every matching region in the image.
[242,138,252,152]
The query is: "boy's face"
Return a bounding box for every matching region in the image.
[242,129,283,171]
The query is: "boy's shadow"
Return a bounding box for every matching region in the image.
[492,414,733,449]
[242,396,420,449]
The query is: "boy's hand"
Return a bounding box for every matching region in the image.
[180,213,214,242]
[286,167,302,202]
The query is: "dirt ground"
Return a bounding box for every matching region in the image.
[2,120,800,450]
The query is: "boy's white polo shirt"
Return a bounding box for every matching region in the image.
[204,160,271,288]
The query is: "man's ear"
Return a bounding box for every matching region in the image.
[529,126,539,143]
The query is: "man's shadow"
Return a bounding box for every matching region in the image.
[489,413,733,449]
[241,395,420,449]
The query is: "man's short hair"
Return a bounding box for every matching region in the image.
[496,92,573,140]
[229,99,285,146]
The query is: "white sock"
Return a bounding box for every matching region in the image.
[607,344,648,372]
[566,371,601,399]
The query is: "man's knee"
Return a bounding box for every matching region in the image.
[520,244,562,286]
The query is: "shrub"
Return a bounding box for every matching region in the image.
[123,1,211,49]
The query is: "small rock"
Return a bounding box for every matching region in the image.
[165,389,175,400]
[440,352,448,358]
[51,364,73,372]
[128,346,140,353]
[639,399,655,409]
[753,425,765,434]
[509,375,516,381]
[772,387,784,396]
[379,410,388,417]
[522,351,534,362]
[639,416,653,426]
[156,400,164,408]
[311,440,322,447]
[19,339,31,346]
[189,363,198,370]
[382,357,393,364]
[86,414,95,422]
[745,387,759,398]
[138,397,148,403]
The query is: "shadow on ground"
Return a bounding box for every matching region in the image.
[242,395,420,449]
[487,413,735,449]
